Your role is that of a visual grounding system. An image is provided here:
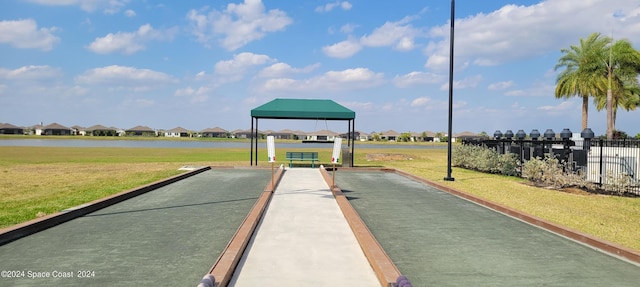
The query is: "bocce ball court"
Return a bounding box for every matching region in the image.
[1,166,639,286]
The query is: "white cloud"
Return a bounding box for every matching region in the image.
[259,68,384,92]
[25,0,129,13]
[174,86,210,103]
[538,101,575,112]
[75,65,177,91]
[186,0,292,51]
[360,16,421,48]
[410,97,431,107]
[315,1,352,12]
[340,23,358,34]
[0,65,62,81]
[424,0,640,71]
[488,81,515,91]
[215,52,274,74]
[258,63,320,78]
[87,24,178,55]
[342,101,374,111]
[322,38,362,58]
[393,71,445,88]
[0,19,60,51]
[210,52,275,85]
[124,9,136,17]
[440,75,483,90]
[324,15,422,58]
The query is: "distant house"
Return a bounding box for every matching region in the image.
[268,129,297,140]
[454,131,479,142]
[410,132,422,142]
[339,131,362,141]
[164,127,190,137]
[41,123,73,136]
[201,127,228,138]
[356,131,370,141]
[85,124,118,136]
[71,125,85,136]
[232,129,260,139]
[125,125,156,137]
[379,130,400,141]
[0,123,24,135]
[305,130,338,142]
[421,130,437,142]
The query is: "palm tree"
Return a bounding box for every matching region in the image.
[556,34,640,138]
[599,39,640,138]
[554,33,610,131]
[594,70,640,129]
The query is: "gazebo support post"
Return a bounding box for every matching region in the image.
[250,117,254,166]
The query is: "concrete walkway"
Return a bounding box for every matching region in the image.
[229,168,379,286]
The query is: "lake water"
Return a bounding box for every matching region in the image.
[0,138,445,149]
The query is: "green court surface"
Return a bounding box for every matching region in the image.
[336,171,640,286]
[0,169,270,287]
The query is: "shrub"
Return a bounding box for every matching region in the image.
[453,145,519,176]
[603,171,635,195]
[522,155,593,189]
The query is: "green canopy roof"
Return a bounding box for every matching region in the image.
[251,98,355,120]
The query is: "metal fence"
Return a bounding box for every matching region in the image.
[461,137,640,196]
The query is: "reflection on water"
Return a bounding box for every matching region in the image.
[0,138,445,149]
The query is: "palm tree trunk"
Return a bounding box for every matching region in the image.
[613,107,617,131]
[582,95,588,131]
[605,42,615,139]
[607,88,613,139]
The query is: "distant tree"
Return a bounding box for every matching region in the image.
[399,132,411,142]
[612,130,628,139]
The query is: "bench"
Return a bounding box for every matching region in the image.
[285,151,319,168]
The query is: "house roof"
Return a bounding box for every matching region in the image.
[0,123,22,129]
[43,123,71,130]
[167,127,189,133]
[251,98,355,120]
[306,129,339,136]
[86,124,115,131]
[201,127,227,133]
[271,129,296,134]
[380,130,400,136]
[127,125,154,132]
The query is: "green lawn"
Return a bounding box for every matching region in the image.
[0,144,638,251]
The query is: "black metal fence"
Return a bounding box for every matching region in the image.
[461,137,640,196]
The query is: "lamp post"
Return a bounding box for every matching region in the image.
[444,0,456,181]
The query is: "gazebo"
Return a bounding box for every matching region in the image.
[250,98,356,167]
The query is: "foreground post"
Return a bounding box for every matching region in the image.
[331,138,343,190]
[267,136,276,191]
[444,0,456,181]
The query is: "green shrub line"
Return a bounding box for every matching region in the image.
[453,144,638,196]
[452,144,520,176]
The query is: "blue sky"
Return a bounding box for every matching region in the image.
[1,0,639,136]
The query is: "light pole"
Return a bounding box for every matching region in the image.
[444,0,455,181]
